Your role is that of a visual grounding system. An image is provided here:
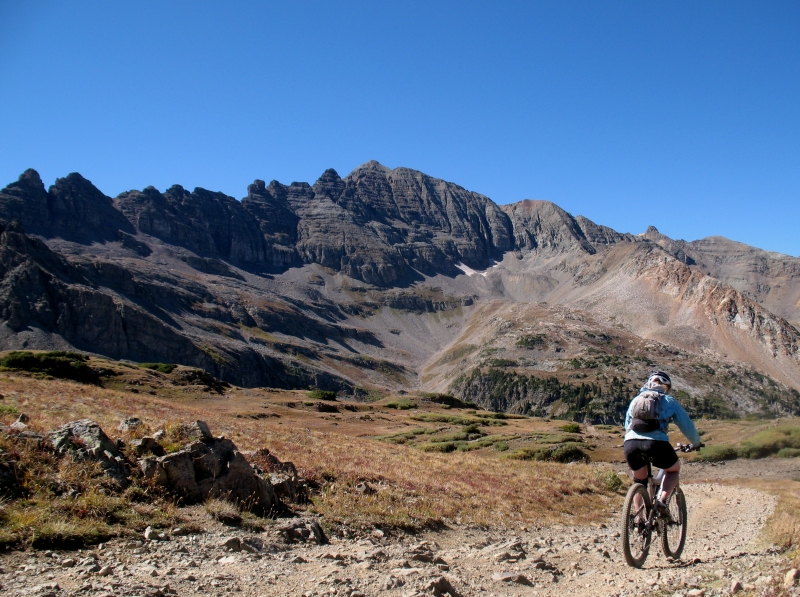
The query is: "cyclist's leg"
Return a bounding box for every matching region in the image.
[630,465,648,518]
[659,459,680,502]
[650,441,681,502]
[624,440,650,520]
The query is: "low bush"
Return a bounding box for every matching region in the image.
[0,403,20,415]
[419,393,479,409]
[307,390,337,401]
[515,334,546,349]
[560,423,582,433]
[551,442,589,463]
[738,426,800,459]
[693,445,739,462]
[504,442,589,463]
[776,448,800,458]
[597,470,623,492]
[419,442,458,453]
[139,362,177,374]
[0,351,99,384]
[385,399,416,410]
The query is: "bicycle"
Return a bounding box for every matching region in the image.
[621,442,703,568]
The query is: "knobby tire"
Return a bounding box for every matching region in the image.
[622,483,651,568]
[661,486,687,560]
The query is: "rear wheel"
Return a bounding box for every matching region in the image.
[661,486,687,560]
[622,483,651,568]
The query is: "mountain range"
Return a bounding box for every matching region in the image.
[1,161,798,422]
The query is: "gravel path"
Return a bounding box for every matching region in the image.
[0,472,796,597]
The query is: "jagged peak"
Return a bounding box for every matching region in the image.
[18,168,44,187]
[501,199,572,219]
[51,172,109,199]
[248,179,267,195]
[345,160,392,178]
[2,169,46,195]
[315,168,342,184]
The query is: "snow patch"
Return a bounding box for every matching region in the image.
[455,261,500,277]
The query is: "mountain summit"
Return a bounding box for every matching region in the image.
[1,163,798,420]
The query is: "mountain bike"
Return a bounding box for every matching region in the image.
[621,443,703,568]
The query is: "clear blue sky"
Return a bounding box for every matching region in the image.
[1,1,798,255]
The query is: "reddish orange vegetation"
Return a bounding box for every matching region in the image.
[0,371,620,529]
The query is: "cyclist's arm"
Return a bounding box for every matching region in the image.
[670,399,701,445]
[624,400,634,432]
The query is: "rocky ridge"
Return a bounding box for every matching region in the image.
[0,163,799,416]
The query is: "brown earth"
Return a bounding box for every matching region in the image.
[0,464,796,597]
[1,367,799,597]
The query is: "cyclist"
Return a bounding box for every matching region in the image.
[624,371,701,514]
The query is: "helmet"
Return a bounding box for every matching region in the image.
[648,370,671,389]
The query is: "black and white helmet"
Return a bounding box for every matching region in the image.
[647,370,671,389]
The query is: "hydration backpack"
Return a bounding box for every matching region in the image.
[629,389,665,433]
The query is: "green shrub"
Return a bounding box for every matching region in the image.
[494,441,509,452]
[307,390,337,401]
[738,426,800,459]
[503,447,549,461]
[430,430,470,443]
[597,470,623,492]
[504,442,588,463]
[776,448,800,458]
[419,393,479,409]
[486,358,518,368]
[419,442,458,453]
[0,351,99,384]
[693,445,739,462]
[515,334,546,349]
[385,399,415,410]
[560,423,582,433]
[139,362,177,374]
[0,404,20,415]
[551,442,588,463]
[410,413,506,426]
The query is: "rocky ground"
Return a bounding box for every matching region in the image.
[1,460,798,597]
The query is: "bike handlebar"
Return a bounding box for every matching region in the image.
[675,442,705,453]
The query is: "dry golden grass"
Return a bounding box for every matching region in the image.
[0,418,181,548]
[0,371,622,532]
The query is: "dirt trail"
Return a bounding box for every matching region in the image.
[1,460,796,597]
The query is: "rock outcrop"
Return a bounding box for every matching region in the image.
[49,419,132,487]
[0,170,134,243]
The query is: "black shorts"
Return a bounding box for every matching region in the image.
[624,439,678,471]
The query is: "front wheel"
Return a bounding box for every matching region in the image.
[661,486,687,560]
[622,483,651,568]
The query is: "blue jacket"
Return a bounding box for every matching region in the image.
[624,390,701,445]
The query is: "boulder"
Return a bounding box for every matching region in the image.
[48,420,131,487]
[117,417,143,432]
[276,518,328,545]
[246,448,307,504]
[269,472,308,504]
[130,437,164,457]
[158,451,201,503]
[140,423,279,514]
[140,456,167,485]
[181,420,212,441]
